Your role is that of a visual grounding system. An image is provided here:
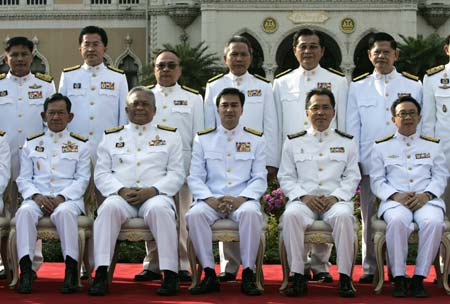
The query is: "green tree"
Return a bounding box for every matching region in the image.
[396,33,448,80]
[141,41,222,96]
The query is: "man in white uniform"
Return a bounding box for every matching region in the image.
[370,96,447,297]
[278,89,360,298]
[186,88,266,296]
[346,32,423,283]
[88,87,185,296]
[15,93,90,294]
[204,35,277,281]
[274,28,348,282]
[0,132,10,216]
[134,50,204,283]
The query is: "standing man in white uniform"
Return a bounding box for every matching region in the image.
[134,49,204,283]
[370,96,447,297]
[346,32,423,283]
[273,28,348,282]
[204,35,278,281]
[278,89,360,298]
[89,87,185,296]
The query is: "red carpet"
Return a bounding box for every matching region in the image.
[0,263,448,303]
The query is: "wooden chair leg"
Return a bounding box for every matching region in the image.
[373,231,385,294]
[7,228,18,288]
[108,242,119,285]
[255,234,265,291]
[77,229,86,287]
[187,236,200,290]
[441,232,450,294]
[278,234,289,292]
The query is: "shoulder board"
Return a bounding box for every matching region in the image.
[0,130,5,136]
[107,65,125,74]
[275,69,293,79]
[426,65,445,77]
[401,71,419,82]
[335,129,353,139]
[35,72,53,83]
[420,135,440,143]
[0,73,6,80]
[352,72,370,82]
[327,67,345,77]
[27,131,45,141]
[70,132,88,142]
[63,65,81,73]
[375,134,394,144]
[197,127,216,136]
[104,125,124,134]
[145,84,155,89]
[157,124,177,132]
[253,74,270,83]
[287,130,307,140]
[181,85,199,94]
[207,73,224,83]
[243,126,263,137]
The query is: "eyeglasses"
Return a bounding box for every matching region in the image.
[308,105,333,112]
[395,111,418,118]
[155,62,178,70]
[81,42,104,49]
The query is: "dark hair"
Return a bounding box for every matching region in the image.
[224,35,253,56]
[292,28,322,47]
[5,36,33,53]
[445,35,450,46]
[216,87,245,107]
[305,88,336,110]
[44,93,72,113]
[368,32,397,50]
[391,95,421,116]
[153,49,181,65]
[79,25,108,47]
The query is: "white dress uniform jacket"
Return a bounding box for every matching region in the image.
[0,132,11,213]
[0,71,55,179]
[204,72,279,167]
[273,65,348,142]
[59,63,128,158]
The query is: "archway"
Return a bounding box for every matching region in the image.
[352,32,375,78]
[240,32,265,77]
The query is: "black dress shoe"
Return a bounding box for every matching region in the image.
[17,256,33,294]
[392,276,408,297]
[218,271,236,282]
[284,273,307,297]
[134,269,162,282]
[241,268,262,296]
[61,256,79,294]
[338,273,355,298]
[88,266,108,296]
[179,270,192,282]
[80,272,89,280]
[313,272,333,283]
[409,275,428,298]
[189,267,220,295]
[358,274,374,284]
[157,270,179,296]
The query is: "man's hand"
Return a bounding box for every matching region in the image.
[205,197,222,213]
[321,195,338,212]
[266,166,278,183]
[300,195,325,213]
[221,195,247,214]
[33,194,54,216]
[405,192,429,212]
[390,192,415,204]
[119,187,156,206]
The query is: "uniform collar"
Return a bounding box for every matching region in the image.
[373,67,397,80]
[227,71,249,85]
[48,128,68,139]
[308,126,331,138]
[218,123,241,135]
[394,130,418,142]
[298,64,321,76]
[155,82,180,95]
[7,71,32,84]
[128,122,152,133]
[82,62,106,73]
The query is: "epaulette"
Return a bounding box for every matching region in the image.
[353,72,369,82]
[0,73,6,80]
[375,134,394,144]
[145,84,155,89]
[327,67,345,77]
[104,125,124,134]
[197,127,216,136]
[0,130,5,136]
[27,131,45,141]
[35,72,53,83]
[63,65,81,73]
[275,69,292,79]
[70,132,88,142]
[181,85,199,94]
[253,74,270,83]
[107,65,125,74]
[157,124,177,132]
[208,73,224,83]
[244,126,263,137]
[402,72,419,82]
[426,65,445,77]
[335,129,353,139]
[287,130,307,140]
[420,135,440,143]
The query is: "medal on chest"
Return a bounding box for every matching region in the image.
[149,135,166,146]
[62,141,78,153]
[236,142,251,152]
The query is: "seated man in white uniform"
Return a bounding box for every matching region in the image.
[15,93,90,294]
[186,87,267,296]
[370,96,448,298]
[89,86,185,296]
[278,88,360,298]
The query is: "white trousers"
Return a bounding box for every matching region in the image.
[383,203,444,277]
[186,200,263,270]
[93,195,178,272]
[360,175,376,274]
[143,183,191,272]
[16,200,81,262]
[282,200,355,276]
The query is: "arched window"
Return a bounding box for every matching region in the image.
[240,32,265,77]
[352,33,375,78]
[118,55,139,89]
